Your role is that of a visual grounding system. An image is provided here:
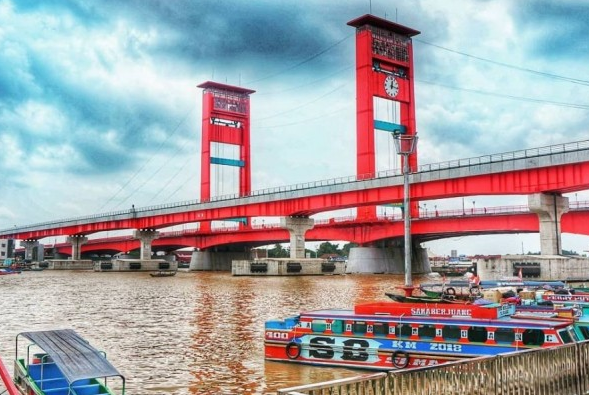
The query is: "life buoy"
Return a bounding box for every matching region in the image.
[470,286,481,295]
[285,341,302,360]
[392,350,409,369]
[444,287,456,296]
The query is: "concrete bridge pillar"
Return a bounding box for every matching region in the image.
[21,239,40,261]
[66,235,88,260]
[528,193,569,255]
[347,240,430,274]
[280,217,314,259]
[133,229,160,260]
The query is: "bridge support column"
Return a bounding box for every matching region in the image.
[347,241,430,274]
[66,235,88,260]
[133,229,160,260]
[528,193,569,255]
[280,217,314,259]
[190,249,250,271]
[21,240,41,262]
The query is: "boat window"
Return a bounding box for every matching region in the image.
[558,328,575,344]
[522,329,545,346]
[467,326,488,343]
[578,325,589,340]
[353,321,367,335]
[311,320,327,332]
[442,326,461,341]
[495,328,515,344]
[373,322,389,336]
[331,320,344,334]
[399,324,412,338]
[418,324,436,339]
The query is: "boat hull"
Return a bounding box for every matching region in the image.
[13,359,115,395]
[264,329,521,371]
[265,335,472,371]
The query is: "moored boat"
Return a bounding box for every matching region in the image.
[13,329,125,395]
[384,292,473,304]
[149,270,177,277]
[0,268,21,275]
[264,301,580,371]
[419,279,568,299]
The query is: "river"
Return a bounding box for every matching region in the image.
[0,270,437,394]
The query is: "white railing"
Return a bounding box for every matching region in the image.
[3,139,589,234]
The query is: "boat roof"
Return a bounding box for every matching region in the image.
[18,329,123,384]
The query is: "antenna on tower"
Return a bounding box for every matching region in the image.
[396,8,398,22]
[369,0,372,14]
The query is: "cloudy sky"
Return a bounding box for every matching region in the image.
[1,0,588,255]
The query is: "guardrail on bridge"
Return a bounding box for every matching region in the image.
[278,340,589,395]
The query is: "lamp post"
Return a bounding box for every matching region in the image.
[393,133,418,293]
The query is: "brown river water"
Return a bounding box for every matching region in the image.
[0,270,438,394]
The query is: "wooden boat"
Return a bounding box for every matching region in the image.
[384,292,474,304]
[13,329,125,395]
[149,270,177,277]
[264,301,580,371]
[0,268,21,275]
[420,279,567,299]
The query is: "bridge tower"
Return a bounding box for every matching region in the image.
[347,15,420,219]
[197,81,255,230]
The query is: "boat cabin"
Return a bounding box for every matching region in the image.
[265,301,579,371]
[13,329,125,395]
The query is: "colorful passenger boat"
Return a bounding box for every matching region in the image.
[265,301,580,371]
[13,329,125,395]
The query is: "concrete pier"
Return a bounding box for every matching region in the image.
[190,250,250,271]
[232,258,345,276]
[21,240,43,262]
[94,258,176,272]
[66,235,88,260]
[280,217,314,259]
[133,229,160,260]
[41,259,93,270]
[476,254,589,281]
[346,242,430,274]
[528,193,569,255]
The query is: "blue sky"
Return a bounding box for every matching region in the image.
[1,0,588,255]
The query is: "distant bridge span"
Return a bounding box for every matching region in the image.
[2,140,589,241]
[39,203,589,256]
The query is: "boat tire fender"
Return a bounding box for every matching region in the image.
[470,286,481,295]
[286,341,302,360]
[445,287,456,296]
[392,350,409,369]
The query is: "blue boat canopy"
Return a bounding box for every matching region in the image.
[18,329,124,384]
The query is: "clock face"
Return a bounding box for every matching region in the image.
[384,75,399,97]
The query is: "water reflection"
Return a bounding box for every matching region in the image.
[0,270,438,394]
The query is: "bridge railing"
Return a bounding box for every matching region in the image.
[4,139,589,234]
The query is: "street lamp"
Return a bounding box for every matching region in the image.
[393,133,418,293]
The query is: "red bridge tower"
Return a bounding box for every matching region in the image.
[197,81,255,230]
[348,15,420,219]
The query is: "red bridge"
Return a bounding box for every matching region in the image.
[2,15,589,273]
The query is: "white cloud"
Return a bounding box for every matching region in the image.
[0,0,588,255]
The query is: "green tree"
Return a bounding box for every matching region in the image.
[317,241,340,257]
[341,242,358,257]
[268,243,289,258]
